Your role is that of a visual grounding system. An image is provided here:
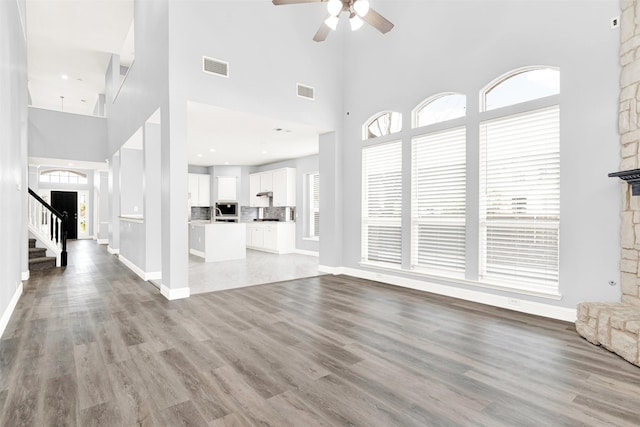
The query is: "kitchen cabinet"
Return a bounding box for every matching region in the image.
[245,222,295,254]
[249,167,295,207]
[249,174,268,207]
[217,176,237,201]
[272,168,296,207]
[188,173,211,207]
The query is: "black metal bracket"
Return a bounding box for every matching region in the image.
[609,169,640,196]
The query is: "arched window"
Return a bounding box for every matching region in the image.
[481,67,559,111]
[40,170,88,185]
[363,111,402,140]
[412,93,466,128]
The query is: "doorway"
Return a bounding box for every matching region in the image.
[51,191,78,239]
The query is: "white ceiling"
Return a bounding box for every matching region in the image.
[187,102,323,167]
[26,1,324,169]
[27,0,133,116]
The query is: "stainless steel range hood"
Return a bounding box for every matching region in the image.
[256,191,273,198]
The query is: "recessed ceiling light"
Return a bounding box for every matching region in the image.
[209,148,216,153]
[197,154,203,158]
[68,163,74,166]
[261,150,268,154]
[61,74,69,80]
[224,161,229,165]
[274,127,292,133]
[80,99,86,103]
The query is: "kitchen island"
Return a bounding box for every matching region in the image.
[189,221,246,262]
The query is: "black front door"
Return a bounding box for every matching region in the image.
[51,191,78,240]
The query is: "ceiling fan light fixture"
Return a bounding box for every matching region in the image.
[353,0,370,17]
[327,0,342,16]
[325,15,339,31]
[349,14,364,31]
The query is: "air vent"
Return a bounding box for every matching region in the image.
[202,56,229,78]
[297,83,315,100]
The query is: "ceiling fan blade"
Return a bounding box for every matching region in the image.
[272,0,323,5]
[313,22,331,42]
[362,8,394,34]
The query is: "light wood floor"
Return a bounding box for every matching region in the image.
[1,240,639,426]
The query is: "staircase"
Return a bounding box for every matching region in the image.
[28,238,56,271]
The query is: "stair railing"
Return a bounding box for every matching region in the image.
[28,188,68,266]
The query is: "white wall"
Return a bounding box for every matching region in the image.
[28,107,108,162]
[0,0,28,336]
[338,1,621,311]
[119,148,144,215]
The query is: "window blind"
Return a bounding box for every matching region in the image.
[479,105,560,291]
[362,141,403,265]
[311,172,319,237]
[411,127,466,274]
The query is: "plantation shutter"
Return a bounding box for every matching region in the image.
[479,105,560,291]
[362,141,403,265]
[411,127,466,274]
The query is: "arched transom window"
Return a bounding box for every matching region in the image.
[412,93,466,128]
[363,111,402,140]
[40,170,88,185]
[482,67,559,111]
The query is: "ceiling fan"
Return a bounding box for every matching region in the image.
[272,0,394,42]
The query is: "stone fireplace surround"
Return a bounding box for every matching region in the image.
[575,0,640,366]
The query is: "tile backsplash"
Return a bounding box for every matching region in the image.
[191,206,211,221]
[240,206,295,222]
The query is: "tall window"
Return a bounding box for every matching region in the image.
[362,141,402,266]
[479,105,560,291]
[413,93,466,128]
[363,111,402,140]
[412,127,466,275]
[306,172,320,239]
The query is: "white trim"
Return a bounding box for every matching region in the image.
[318,265,575,322]
[146,272,162,281]
[97,239,108,245]
[161,285,190,300]
[189,248,205,258]
[359,261,562,300]
[0,282,23,338]
[318,265,346,275]
[118,255,160,282]
[21,271,29,281]
[295,249,319,257]
[107,246,120,255]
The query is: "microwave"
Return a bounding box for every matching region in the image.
[215,202,238,218]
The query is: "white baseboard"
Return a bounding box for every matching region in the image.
[107,246,119,255]
[318,265,345,275]
[21,271,29,281]
[119,255,161,282]
[0,282,23,338]
[295,249,319,257]
[146,272,162,281]
[161,284,190,300]
[97,239,108,245]
[321,265,576,323]
[189,249,205,258]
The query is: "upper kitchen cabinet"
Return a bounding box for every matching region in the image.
[249,168,295,207]
[272,168,296,207]
[189,173,211,207]
[217,176,237,201]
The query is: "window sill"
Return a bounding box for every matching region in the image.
[358,262,562,300]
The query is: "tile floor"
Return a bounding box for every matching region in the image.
[189,249,323,294]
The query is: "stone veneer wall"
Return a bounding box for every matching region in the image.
[618,0,640,307]
[575,0,640,366]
